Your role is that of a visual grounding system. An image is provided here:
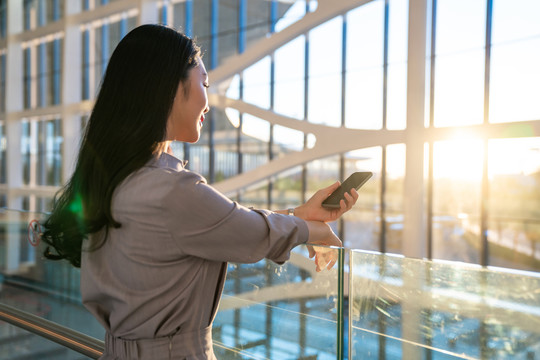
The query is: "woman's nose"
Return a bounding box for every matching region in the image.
[203,106,210,114]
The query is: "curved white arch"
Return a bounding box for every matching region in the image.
[210,94,404,195]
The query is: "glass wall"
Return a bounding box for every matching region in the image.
[1,0,540,287]
[22,35,63,109]
[82,13,138,101]
[20,118,62,187]
[0,51,5,112]
[24,0,64,30]
[487,137,540,272]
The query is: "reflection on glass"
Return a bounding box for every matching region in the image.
[308,17,342,127]
[214,244,342,360]
[345,1,384,130]
[343,148,381,251]
[488,137,540,272]
[432,139,483,263]
[274,36,305,120]
[349,250,540,359]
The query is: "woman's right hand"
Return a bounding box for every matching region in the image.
[305,221,342,272]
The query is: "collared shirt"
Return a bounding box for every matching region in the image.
[81,152,308,359]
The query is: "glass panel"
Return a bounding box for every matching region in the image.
[0,53,5,112]
[270,166,303,210]
[82,28,90,100]
[0,0,6,38]
[35,119,62,186]
[225,74,240,99]
[214,108,239,181]
[273,125,303,158]
[432,139,483,263]
[0,122,5,184]
[385,144,405,255]
[489,0,540,124]
[190,143,210,180]
[241,114,269,173]
[345,1,384,130]
[274,36,305,120]
[349,250,540,359]
[214,244,343,360]
[172,1,186,31]
[386,62,407,130]
[387,0,408,132]
[240,180,268,209]
[433,0,486,127]
[488,137,540,272]
[387,0,408,66]
[21,120,32,185]
[243,57,271,109]
[308,17,342,127]
[246,0,269,49]
[218,0,238,65]
[343,147,381,251]
[193,0,212,66]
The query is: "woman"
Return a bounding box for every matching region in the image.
[42,24,358,359]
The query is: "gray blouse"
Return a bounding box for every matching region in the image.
[81,152,309,359]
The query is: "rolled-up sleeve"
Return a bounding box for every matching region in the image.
[161,171,309,264]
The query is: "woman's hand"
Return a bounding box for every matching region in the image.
[295,182,359,223]
[305,221,342,272]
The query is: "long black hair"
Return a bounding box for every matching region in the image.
[42,24,201,267]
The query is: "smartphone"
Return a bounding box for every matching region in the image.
[322,172,373,208]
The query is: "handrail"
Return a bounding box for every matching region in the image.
[0,302,104,359]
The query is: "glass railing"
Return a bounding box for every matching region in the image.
[1,208,540,359]
[349,251,540,359]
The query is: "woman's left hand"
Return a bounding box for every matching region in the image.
[295,181,359,223]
